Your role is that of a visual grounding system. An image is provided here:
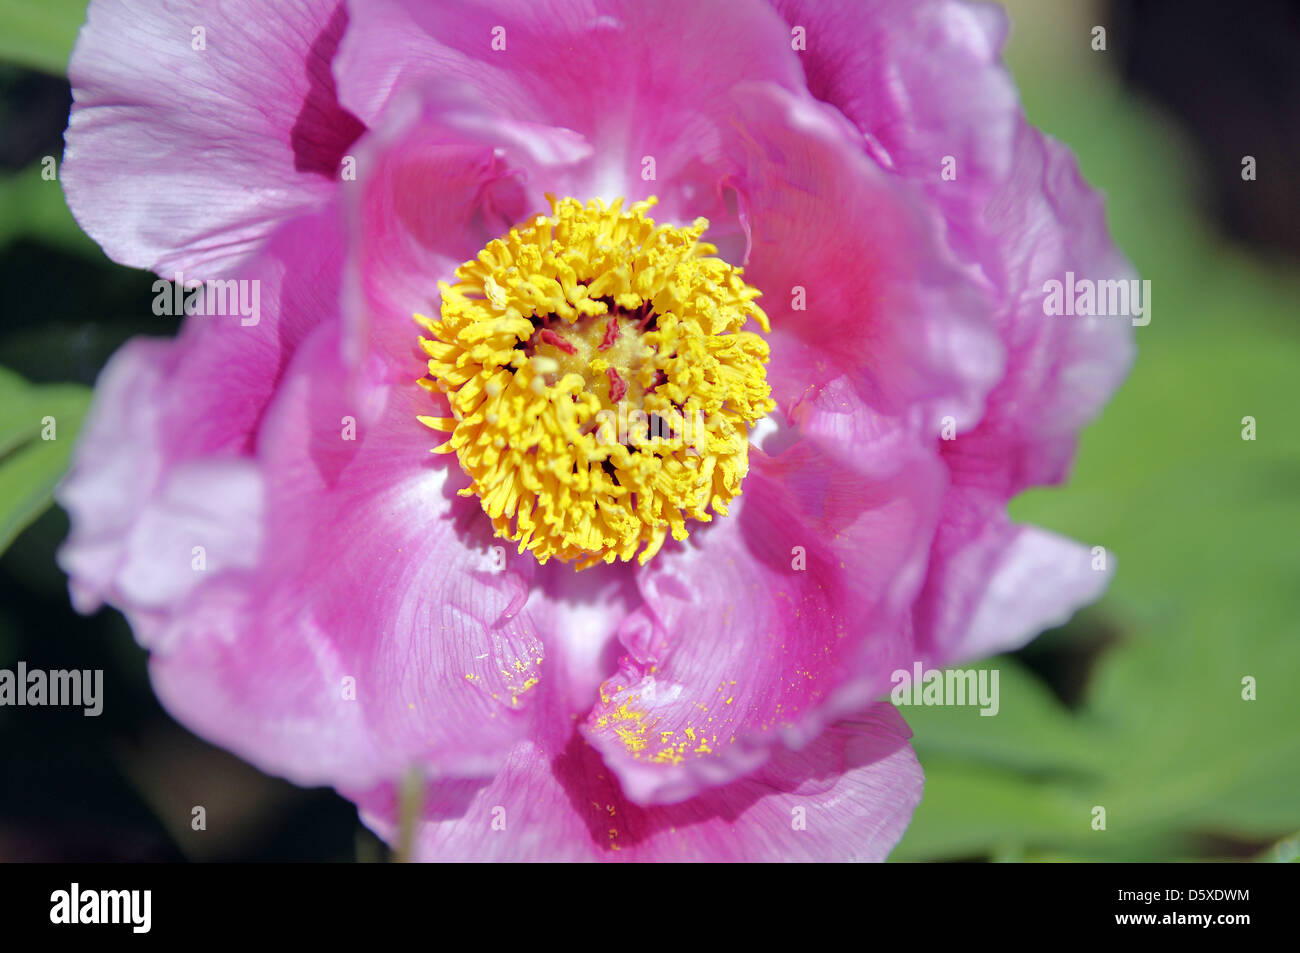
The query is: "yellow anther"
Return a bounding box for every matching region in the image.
[418,196,773,569]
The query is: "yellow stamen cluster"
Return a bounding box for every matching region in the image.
[417,196,773,569]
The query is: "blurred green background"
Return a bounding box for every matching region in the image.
[0,0,1296,861]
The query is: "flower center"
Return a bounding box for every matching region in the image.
[416,196,773,569]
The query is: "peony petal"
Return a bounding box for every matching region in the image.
[55,337,172,618]
[913,487,1113,665]
[136,314,640,792]
[355,703,922,861]
[343,85,588,375]
[772,0,1134,492]
[774,0,1133,665]
[56,204,347,631]
[524,560,638,720]
[336,0,802,211]
[63,0,363,277]
[940,128,1137,494]
[582,424,945,805]
[725,82,1004,428]
[146,323,554,789]
[773,0,1020,269]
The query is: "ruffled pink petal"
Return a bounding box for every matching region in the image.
[343,86,590,375]
[774,0,1133,666]
[940,128,1137,495]
[773,0,1020,268]
[58,413,264,645]
[336,0,801,208]
[355,703,921,861]
[913,486,1112,665]
[55,338,192,621]
[786,374,1110,664]
[56,204,347,633]
[145,323,556,788]
[773,0,1134,492]
[71,325,638,790]
[582,425,945,805]
[725,82,1004,426]
[523,561,638,719]
[63,0,363,277]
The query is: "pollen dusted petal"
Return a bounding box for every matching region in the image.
[418,196,774,569]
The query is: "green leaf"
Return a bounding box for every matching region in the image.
[0,366,90,554]
[899,657,1108,777]
[1261,833,1300,863]
[0,0,87,75]
[0,163,102,257]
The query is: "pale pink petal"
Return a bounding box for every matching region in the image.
[773,0,1135,491]
[63,0,363,277]
[726,82,1004,427]
[55,337,172,617]
[343,86,588,375]
[582,427,945,805]
[356,704,921,861]
[56,205,347,631]
[524,561,638,719]
[913,487,1112,665]
[942,128,1137,494]
[146,324,550,789]
[336,0,802,210]
[773,0,1020,268]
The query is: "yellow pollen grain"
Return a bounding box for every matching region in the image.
[416,195,773,568]
[616,727,647,751]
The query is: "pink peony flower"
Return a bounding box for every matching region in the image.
[56,0,1133,860]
